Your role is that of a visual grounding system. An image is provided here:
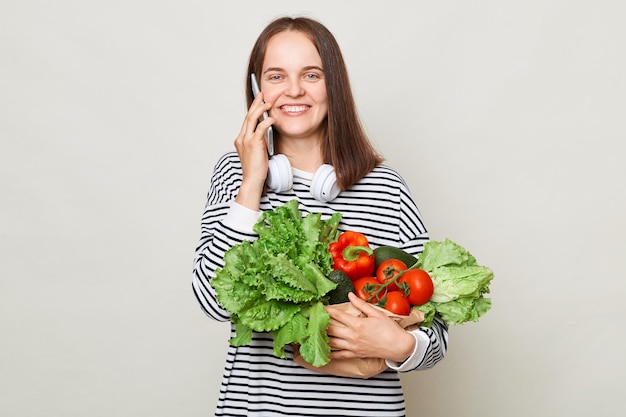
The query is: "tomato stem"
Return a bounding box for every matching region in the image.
[365,263,421,302]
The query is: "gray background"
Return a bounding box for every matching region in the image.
[1,1,624,416]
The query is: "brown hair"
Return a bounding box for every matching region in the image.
[245,16,383,190]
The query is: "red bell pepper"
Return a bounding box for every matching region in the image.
[329,231,375,281]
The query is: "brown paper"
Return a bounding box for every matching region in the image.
[292,302,424,378]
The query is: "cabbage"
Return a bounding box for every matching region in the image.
[415,239,494,326]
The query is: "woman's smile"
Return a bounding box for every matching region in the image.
[280,104,311,115]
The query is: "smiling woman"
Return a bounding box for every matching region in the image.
[192,16,448,417]
[244,17,383,192]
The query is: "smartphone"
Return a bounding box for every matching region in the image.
[250,73,274,156]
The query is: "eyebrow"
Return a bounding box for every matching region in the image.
[263,65,324,74]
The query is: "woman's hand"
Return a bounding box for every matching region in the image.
[325,292,416,363]
[233,93,275,210]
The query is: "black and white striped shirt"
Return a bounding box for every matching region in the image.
[193,152,448,416]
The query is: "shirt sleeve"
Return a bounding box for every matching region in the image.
[385,317,448,372]
[191,153,260,321]
[223,201,262,233]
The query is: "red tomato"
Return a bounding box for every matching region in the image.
[353,277,381,303]
[375,259,407,292]
[381,291,411,315]
[398,269,434,306]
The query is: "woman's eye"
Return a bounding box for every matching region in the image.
[304,73,324,82]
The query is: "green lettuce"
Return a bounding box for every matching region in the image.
[211,200,341,367]
[415,239,494,326]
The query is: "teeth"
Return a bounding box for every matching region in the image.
[282,105,309,113]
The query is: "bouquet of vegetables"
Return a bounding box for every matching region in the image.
[211,200,494,370]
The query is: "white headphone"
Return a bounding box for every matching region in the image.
[266,154,340,202]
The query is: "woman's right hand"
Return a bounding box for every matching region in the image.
[233,92,275,210]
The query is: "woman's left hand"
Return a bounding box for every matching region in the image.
[325,292,416,363]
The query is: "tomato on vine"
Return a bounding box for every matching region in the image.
[380,291,411,315]
[398,269,434,306]
[353,277,381,303]
[375,258,407,292]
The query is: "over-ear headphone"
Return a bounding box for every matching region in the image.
[266,154,340,202]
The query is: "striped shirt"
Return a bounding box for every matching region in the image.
[192,152,448,416]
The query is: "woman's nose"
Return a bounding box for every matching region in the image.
[285,78,305,97]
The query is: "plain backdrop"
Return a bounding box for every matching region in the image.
[1,1,625,416]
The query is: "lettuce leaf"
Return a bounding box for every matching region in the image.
[211,200,341,367]
[273,312,309,358]
[416,239,494,326]
[297,301,332,368]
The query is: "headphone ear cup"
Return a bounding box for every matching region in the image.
[266,154,293,192]
[310,164,340,202]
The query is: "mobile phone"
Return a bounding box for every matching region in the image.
[250,73,274,156]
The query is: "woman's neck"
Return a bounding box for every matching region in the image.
[276,138,324,172]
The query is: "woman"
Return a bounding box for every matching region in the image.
[193,16,448,417]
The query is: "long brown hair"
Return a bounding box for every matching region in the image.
[245,16,383,190]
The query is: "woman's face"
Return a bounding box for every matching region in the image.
[260,31,328,143]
